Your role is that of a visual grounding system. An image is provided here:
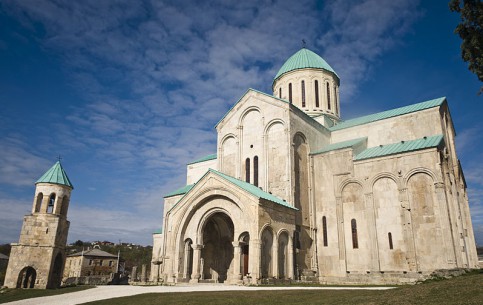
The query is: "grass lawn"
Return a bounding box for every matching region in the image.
[0,285,94,304]
[83,272,483,305]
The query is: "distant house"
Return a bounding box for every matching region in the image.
[63,248,120,278]
[0,253,9,270]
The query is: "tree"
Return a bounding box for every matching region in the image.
[449,0,483,93]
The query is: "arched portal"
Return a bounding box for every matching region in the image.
[49,253,64,288]
[278,231,289,278]
[239,232,250,276]
[200,212,234,283]
[17,267,36,288]
[261,227,274,278]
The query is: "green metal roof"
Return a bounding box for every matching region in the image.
[311,137,367,155]
[153,228,162,234]
[273,48,339,83]
[354,135,444,161]
[330,97,446,131]
[35,161,74,188]
[187,153,217,165]
[167,169,297,212]
[164,184,194,198]
[210,169,296,210]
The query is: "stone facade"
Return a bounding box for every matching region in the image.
[4,162,73,289]
[151,48,478,285]
[63,248,119,278]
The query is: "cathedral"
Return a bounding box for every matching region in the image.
[150,48,479,285]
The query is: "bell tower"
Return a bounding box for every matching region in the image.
[4,161,74,289]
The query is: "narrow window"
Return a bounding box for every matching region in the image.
[315,80,319,107]
[100,260,103,266]
[327,82,331,110]
[388,232,393,250]
[301,80,306,107]
[289,83,292,103]
[89,260,92,266]
[254,156,259,187]
[334,85,338,114]
[48,194,55,213]
[109,261,113,267]
[279,87,282,98]
[322,216,328,247]
[245,158,250,183]
[351,219,358,249]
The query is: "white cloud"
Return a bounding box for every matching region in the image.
[0,0,426,244]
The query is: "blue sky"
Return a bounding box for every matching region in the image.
[0,0,482,246]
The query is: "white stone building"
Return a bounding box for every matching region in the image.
[151,48,478,285]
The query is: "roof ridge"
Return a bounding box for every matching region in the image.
[330,97,446,132]
[354,135,444,161]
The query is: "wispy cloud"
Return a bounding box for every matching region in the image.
[0,0,425,244]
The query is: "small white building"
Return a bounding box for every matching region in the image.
[151,48,479,285]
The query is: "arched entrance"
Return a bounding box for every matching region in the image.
[17,267,36,288]
[261,227,274,278]
[48,253,64,288]
[278,231,289,278]
[200,212,234,283]
[240,233,250,277]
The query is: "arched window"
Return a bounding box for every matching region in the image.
[254,156,259,187]
[245,158,250,183]
[322,216,328,247]
[327,82,331,110]
[388,232,393,250]
[279,87,282,99]
[315,80,319,107]
[288,83,292,103]
[351,219,358,249]
[48,194,55,213]
[301,80,306,107]
[334,85,338,114]
[34,192,43,213]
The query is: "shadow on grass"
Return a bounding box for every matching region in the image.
[0,285,95,304]
[82,273,483,305]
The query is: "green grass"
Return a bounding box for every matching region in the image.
[83,272,483,305]
[0,285,94,304]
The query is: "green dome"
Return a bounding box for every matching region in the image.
[273,48,339,83]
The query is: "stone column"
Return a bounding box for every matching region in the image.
[399,188,417,271]
[183,242,191,279]
[131,266,138,282]
[190,244,203,283]
[434,182,457,266]
[231,241,242,282]
[250,239,261,281]
[287,235,294,279]
[141,264,147,282]
[365,192,380,271]
[272,235,278,278]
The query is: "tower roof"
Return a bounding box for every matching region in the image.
[36,161,74,189]
[273,48,339,83]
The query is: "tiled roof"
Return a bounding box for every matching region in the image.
[210,169,296,210]
[354,135,444,161]
[311,137,367,155]
[274,48,339,83]
[68,248,118,258]
[0,253,8,260]
[36,161,74,189]
[329,97,446,131]
[187,154,217,165]
[164,184,194,198]
[167,169,297,212]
